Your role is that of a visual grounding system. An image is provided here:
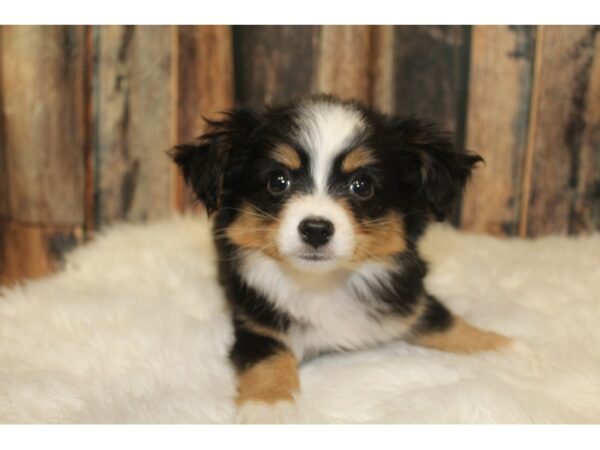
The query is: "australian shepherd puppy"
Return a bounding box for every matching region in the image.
[171,94,510,423]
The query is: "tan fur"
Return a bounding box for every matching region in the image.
[242,319,285,342]
[236,351,300,405]
[341,146,377,173]
[351,210,407,261]
[226,205,281,259]
[272,144,301,170]
[411,316,511,354]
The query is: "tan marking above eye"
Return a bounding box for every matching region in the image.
[341,146,377,173]
[271,144,301,170]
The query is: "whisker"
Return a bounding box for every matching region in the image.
[214,227,276,235]
[220,206,275,222]
[244,201,281,223]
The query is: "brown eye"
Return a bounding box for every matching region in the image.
[349,176,374,199]
[267,171,291,195]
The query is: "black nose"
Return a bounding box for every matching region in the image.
[298,217,335,248]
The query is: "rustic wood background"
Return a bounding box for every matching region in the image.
[1,25,599,284]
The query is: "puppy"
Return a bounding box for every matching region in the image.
[171,94,510,423]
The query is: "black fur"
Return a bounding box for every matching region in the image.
[221,268,291,332]
[230,319,287,372]
[415,294,454,334]
[169,108,262,214]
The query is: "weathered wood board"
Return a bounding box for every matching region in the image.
[369,26,396,113]
[461,25,535,235]
[393,26,470,143]
[522,26,600,236]
[317,26,372,104]
[233,26,320,106]
[0,26,86,224]
[94,25,177,226]
[0,26,87,284]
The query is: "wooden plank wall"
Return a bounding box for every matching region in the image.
[95,26,178,226]
[461,26,535,235]
[522,26,600,236]
[0,25,233,284]
[1,25,599,284]
[0,26,87,284]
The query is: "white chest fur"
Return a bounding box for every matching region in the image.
[238,251,410,361]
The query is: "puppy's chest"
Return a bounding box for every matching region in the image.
[238,255,409,361]
[281,289,406,361]
[239,254,409,360]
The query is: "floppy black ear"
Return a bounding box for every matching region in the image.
[169,108,261,214]
[401,120,483,221]
[170,139,223,214]
[422,146,483,221]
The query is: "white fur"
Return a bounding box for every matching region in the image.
[1,216,600,423]
[296,101,365,193]
[275,194,356,271]
[240,250,408,361]
[236,400,302,424]
[275,101,365,271]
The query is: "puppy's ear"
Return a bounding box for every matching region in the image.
[169,108,261,214]
[402,120,483,221]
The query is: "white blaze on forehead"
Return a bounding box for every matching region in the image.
[295,101,366,192]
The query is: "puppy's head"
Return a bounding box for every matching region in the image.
[171,95,482,272]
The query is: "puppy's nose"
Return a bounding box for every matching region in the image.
[298,217,335,248]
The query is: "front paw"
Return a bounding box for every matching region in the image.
[236,400,302,424]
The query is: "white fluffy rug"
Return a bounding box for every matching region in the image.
[1,217,600,423]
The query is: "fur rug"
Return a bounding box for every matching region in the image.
[1,217,600,423]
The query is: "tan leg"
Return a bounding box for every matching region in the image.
[411,315,511,354]
[231,318,302,423]
[236,350,300,405]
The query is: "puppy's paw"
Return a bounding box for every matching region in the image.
[236,400,302,424]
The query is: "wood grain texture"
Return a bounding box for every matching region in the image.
[461,26,535,235]
[569,27,600,233]
[177,26,234,211]
[369,26,396,113]
[83,26,95,236]
[177,26,234,142]
[95,25,177,226]
[0,219,83,285]
[233,26,320,105]
[393,26,471,142]
[0,26,86,224]
[523,26,600,236]
[317,26,372,104]
[0,28,7,219]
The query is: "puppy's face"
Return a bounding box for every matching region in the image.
[172,96,481,272]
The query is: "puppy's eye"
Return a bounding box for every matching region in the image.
[267,171,291,195]
[349,176,374,199]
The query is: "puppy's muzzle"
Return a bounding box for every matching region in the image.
[298,217,335,249]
